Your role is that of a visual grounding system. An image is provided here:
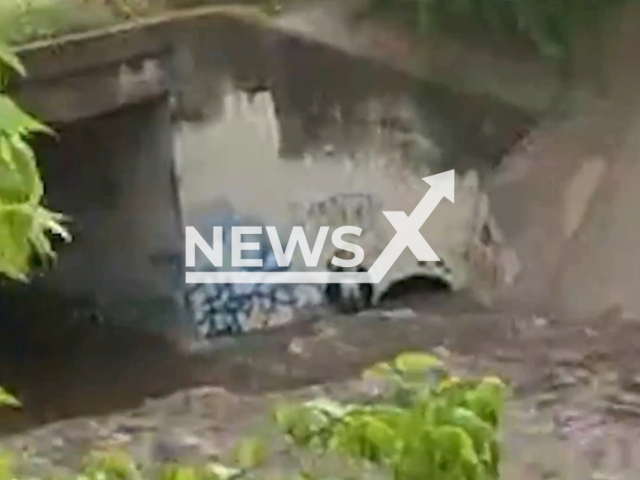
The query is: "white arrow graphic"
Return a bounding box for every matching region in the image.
[185,170,455,284]
[366,169,455,283]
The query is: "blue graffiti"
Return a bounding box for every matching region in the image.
[185,211,322,338]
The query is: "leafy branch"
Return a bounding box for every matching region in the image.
[272,352,506,480]
[0,42,70,281]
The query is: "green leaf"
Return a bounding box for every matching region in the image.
[303,398,351,419]
[394,352,444,373]
[0,43,25,77]
[273,403,332,448]
[205,463,243,480]
[0,387,20,407]
[234,436,268,469]
[0,451,16,480]
[431,425,479,467]
[449,407,495,456]
[0,95,52,136]
[83,449,140,480]
[0,133,42,205]
[362,360,398,379]
[0,210,32,280]
[470,378,506,415]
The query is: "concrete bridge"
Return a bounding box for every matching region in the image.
[2,7,542,343]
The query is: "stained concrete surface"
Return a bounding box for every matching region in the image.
[24,98,188,336]
[170,19,533,312]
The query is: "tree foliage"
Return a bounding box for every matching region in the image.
[370,0,627,59]
[0,42,70,281]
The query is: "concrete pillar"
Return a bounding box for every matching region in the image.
[32,96,191,340]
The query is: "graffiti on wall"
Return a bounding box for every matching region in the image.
[186,193,385,337]
[289,193,380,234]
[185,210,323,338]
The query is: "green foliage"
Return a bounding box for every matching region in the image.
[0,42,70,281]
[369,0,627,59]
[79,451,252,480]
[0,387,20,408]
[0,354,506,480]
[233,437,268,470]
[272,352,507,480]
[82,449,144,480]
[0,0,148,46]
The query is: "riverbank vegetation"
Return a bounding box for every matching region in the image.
[367,0,627,60]
[0,352,507,480]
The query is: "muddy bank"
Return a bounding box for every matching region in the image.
[487,103,640,320]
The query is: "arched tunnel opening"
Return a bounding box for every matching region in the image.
[378,274,453,306]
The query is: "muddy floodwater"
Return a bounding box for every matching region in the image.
[3,5,640,480]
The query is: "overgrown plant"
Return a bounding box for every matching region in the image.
[0,42,70,280]
[271,352,507,480]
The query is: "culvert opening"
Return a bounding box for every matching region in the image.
[378,275,453,306]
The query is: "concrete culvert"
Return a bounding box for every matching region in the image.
[378,274,453,306]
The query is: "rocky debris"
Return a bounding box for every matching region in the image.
[549,407,640,477]
[322,144,335,156]
[604,390,640,418]
[431,345,451,359]
[533,392,561,409]
[618,372,640,393]
[0,387,266,474]
[492,348,524,362]
[548,366,591,390]
[549,351,589,368]
[150,432,220,464]
[379,308,416,320]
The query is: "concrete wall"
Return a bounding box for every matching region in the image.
[29,98,188,334]
[165,11,533,335]
[5,37,190,339]
[164,12,532,169]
